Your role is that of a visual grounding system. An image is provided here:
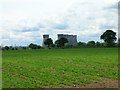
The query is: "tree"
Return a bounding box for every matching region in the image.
[4,46,9,50]
[29,43,41,49]
[55,37,68,48]
[37,45,41,49]
[87,41,95,47]
[72,43,78,48]
[65,43,73,48]
[22,47,27,50]
[51,44,55,48]
[100,30,117,47]
[55,40,61,47]
[95,42,101,47]
[29,43,36,49]
[77,42,86,48]
[12,48,15,50]
[44,38,53,49]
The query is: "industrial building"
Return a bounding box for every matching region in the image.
[42,34,49,47]
[42,34,77,47]
[58,34,77,45]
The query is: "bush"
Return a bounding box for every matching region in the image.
[4,46,9,50]
[65,43,73,48]
[87,41,95,47]
[28,43,41,49]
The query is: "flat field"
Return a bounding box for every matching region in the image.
[2,48,118,88]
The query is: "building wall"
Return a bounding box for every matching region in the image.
[42,34,49,47]
[42,34,77,47]
[58,34,77,45]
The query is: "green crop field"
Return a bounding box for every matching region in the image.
[2,48,118,88]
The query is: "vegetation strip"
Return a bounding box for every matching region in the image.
[2,48,118,88]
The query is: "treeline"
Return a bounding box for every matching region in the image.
[42,30,120,49]
[64,40,120,48]
[1,30,120,50]
[45,37,120,48]
[0,43,42,50]
[1,39,120,51]
[44,38,120,49]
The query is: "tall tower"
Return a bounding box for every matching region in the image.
[42,34,49,47]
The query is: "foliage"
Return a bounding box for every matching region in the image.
[44,38,53,49]
[87,41,95,47]
[22,47,27,50]
[64,43,73,48]
[77,42,86,48]
[95,42,101,47]
[55,37,68,48]
[4,46,9,50]
[28,43,41,49]
[100,30,117,47]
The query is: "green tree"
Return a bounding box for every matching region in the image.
[29,43,40,49]
[77,42,86,48]
[44,38,53,49]
[55,37,68,48]
[55,40,60,47]
[87,41,95,47]
[37,45,41,49]
[51,44,55,48]
[95,42,101,47]
[100,30,117,47]
[22,47,27,50]
[65,43,73,48]
[72,43,78,48]
[4,46,9,50]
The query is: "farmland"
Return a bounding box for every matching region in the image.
[2,48,118,88]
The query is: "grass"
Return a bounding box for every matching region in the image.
[2,48,118,88]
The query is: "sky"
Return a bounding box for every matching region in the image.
[0,0,119,46]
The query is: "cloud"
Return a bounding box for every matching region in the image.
[0,0,118,46]
[14,24,45,33]
[53,24,69,30]
[99,24,117,30]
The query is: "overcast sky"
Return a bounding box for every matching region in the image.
[0,0,118,46]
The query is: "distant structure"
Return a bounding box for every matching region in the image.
[42,34,49,47]
[58,34,77,45]
[42,34,77,47]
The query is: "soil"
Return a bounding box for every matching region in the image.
[63,77,119,88]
